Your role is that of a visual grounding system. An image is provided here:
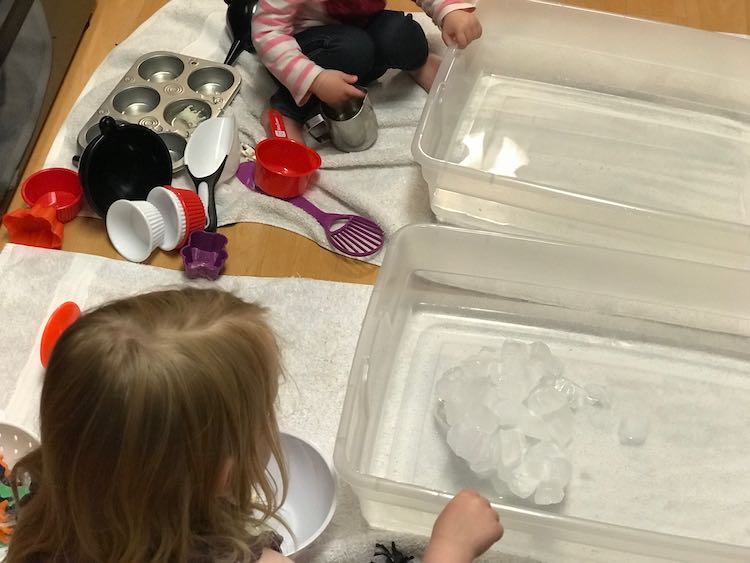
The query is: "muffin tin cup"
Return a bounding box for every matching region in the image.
[77,51,241,173]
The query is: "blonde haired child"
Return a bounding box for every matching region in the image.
[6,288,502,562]
[7,289,288,563]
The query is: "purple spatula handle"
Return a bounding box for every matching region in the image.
[287,195,333,227]
[287,195,385,258]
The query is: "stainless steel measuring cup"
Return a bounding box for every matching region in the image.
[306,86,378,152]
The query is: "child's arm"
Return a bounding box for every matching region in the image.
[252,0,363,108]
[414,1,483,48]
[251,0,324,105]
[423,490,504,563]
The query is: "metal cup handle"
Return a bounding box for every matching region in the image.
[305,114,331,143]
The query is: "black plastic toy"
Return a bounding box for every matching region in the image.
[371,542,415,563]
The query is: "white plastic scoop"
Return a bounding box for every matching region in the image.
[184,115,240,232]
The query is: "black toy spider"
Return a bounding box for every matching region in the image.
[371,541,414,563]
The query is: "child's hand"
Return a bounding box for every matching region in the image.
[442,10,483,49]
[423,490,503,563]
[310,70,366,107]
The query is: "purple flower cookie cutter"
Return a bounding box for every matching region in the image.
[180,230,229,281]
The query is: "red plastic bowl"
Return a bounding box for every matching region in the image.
[21,168,83,223]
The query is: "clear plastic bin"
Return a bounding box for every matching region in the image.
[334,224,750,562]
[412,0,750,269]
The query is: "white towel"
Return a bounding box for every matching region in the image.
[44,0,443,264]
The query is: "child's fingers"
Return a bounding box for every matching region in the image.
[344,84,366,98]
[442,29,454,47]
[341,72,359,84]
[454,31,469,49]
[469,21,482,42]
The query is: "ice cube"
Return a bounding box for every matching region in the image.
[508,441,571,501]
[508,468,539,499]
[534,481,565,505]
[471,431,503,475]
[527,440,565,460]
[544,408,574,447]
[554,377,586,411]
[501,339,529,381]
[546,455,573,488]
[465,404,501,434]
[508,443,549,498]
[447,421,492,465]
[530,341,564,378]
[442,374,491,425]
[519,409,550,440]
[618,413,650,446]
[483,392,524,427]
[523,442,555,478]
[436,367,466,392]
[498,428,526,469]
[529,341,553,363]
[498,401,525,428]
[434,400,449,433]
[461,349,501,380]
[527,387,568,416]
[585,384,611,408]
[495,375,529,403]
[470,454,499,477]
[526,359,547,390]
[490,474,512,495]
[436,367,465,401]
[444,392,473,426]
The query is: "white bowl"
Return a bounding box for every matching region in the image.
[267,433,337,557]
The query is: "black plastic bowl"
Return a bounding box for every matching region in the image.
[79,116,172,217]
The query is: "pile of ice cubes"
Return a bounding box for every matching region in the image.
[436,340,603,505]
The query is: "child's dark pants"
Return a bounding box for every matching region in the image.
[270,10,429,123]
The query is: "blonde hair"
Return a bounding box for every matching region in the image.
[7,288,287,563]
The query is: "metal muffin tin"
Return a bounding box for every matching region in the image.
[77,51,242,172]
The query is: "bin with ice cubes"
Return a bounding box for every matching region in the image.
[334,225,750,562]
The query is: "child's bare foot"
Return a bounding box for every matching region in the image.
[411,53,442,93]
[261,109,305,144]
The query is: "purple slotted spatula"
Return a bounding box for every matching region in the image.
[286,195,384,257]
[236,161,384,257]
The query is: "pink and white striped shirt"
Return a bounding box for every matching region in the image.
[252,0,475,105]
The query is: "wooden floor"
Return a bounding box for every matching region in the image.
[562,0,750,31]
[3,0,749,282]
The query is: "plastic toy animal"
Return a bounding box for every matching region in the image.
[371,542,414,563]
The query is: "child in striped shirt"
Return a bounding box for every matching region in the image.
[252,0,482,142]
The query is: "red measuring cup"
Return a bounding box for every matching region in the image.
[255,110,321,199]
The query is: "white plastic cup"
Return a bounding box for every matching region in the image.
[147,186,186,251]
[106,199,165,263]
